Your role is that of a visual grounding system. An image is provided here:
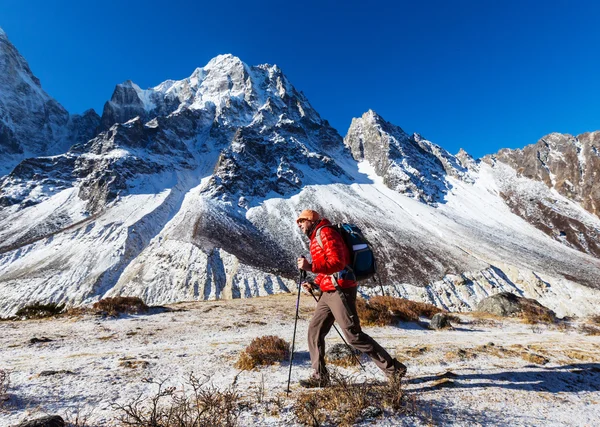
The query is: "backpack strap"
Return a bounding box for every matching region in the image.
[315,225,335,250]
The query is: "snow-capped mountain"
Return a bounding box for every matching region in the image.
[1,31,600,318]
[344,110,472,205]
[0,28,99,176]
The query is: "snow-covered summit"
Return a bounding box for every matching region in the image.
[100,54,324,136]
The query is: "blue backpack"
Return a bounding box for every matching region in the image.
[315,223,377,282]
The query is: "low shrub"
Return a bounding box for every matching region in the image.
[580,324,600,336]
[293,371,408,426]
[520,299,556,325]
[15,302,65,319]
[355,298,393,326]
[114,375,241,427]
[356,296,444,326]
[588,315,600,326]
[93,297,148,317]
[234,335,289,370]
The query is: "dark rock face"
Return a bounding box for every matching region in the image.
[100,81,148,130]
[0,30,69,157]
[14,415,65,427]
[344,110,471,205]
[495,132,600,218]
[0,29,100,177]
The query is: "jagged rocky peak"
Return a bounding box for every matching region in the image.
[456,148,479,171]
[0,27,100,177]
[0,27,69,161]
[493,131,600,217]
[344,110,472,205]
[98,54,325,134]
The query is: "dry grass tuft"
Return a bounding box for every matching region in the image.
[473,343,520,359]
[234,335,289,370]
[115,374,241,427]
[293,372,408,426]
[521,352,549,365]
[119,360,150,369]
[443,348,477,361]
[93,297,149,317]
[563,349,598,362]
[520,300,557,325]
[580,324,600,336]
[356,296,444,326]
[588,315,600,325]
[403,346,430,358]
[15,302,65,319]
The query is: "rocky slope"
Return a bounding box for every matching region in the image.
[344,110,472,205]
[494,132,600,217]
[0,28,100,176]
[490,133,600,258]
[1,31,600,318]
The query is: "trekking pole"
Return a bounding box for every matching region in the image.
[306,286,366,372]
[286,268,303,394]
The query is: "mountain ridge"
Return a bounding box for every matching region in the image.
[1,29,600,318]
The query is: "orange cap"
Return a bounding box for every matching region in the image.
[296,209,320,224]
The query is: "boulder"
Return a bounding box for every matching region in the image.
[14,415,65,427]
[476,292,556,322]
[429,313,452,329]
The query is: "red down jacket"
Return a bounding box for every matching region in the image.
[309,218,357,292]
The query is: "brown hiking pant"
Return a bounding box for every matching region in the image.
[307,287,397,378]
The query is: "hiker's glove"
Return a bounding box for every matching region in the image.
[301,281,318,295]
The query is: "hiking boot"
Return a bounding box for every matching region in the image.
[299,375,330,388]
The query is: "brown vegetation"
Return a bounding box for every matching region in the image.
[115,375,241,427]
[293,372,408,427]
[234,335,289,370]
[356,296,444,326]
[519,300,557,325]
[587,315,600,326]
[521,352,549,365]
[580,324,600,336]
[93,297,149,317]
[15,302,65,319]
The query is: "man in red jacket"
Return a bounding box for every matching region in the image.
[295,209,407,388]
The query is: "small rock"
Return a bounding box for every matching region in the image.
[429,313,452,330]
[15,415,65,427]
[361,405,383,419]
[29,337,52,344]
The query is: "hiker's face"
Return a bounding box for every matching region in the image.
[297,219,314,237]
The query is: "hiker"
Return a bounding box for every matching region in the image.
[295,209,407,388]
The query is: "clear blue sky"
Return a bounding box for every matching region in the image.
[2,0,599,158]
